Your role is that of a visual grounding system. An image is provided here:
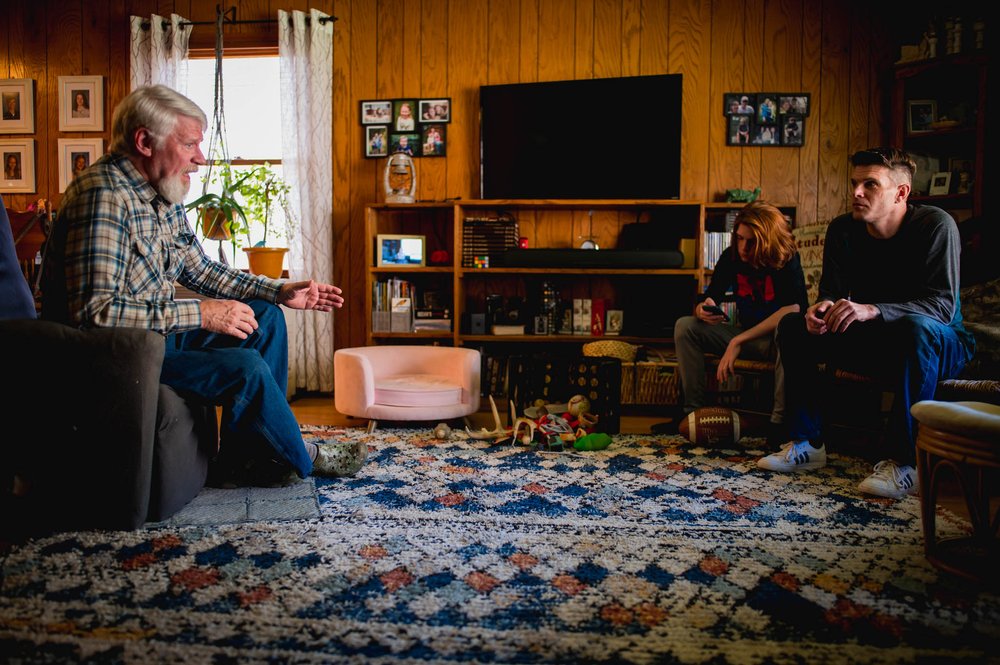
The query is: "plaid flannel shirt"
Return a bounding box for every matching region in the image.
[43,153,281,333]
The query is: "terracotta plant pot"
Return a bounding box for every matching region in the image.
[243,247,288,278]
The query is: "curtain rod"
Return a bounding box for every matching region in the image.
[142,12,336,31]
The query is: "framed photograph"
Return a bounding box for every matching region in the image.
[418,98,451,123]
[0,79,34,134]
[606,310,623,335]
[57,138,103,193]
[390,132,419,156]
[392,99,417,132]
[533,315,548,335]
[726,93,755,115]
[778,94,810,116]
[781,114,804,146]
[726,115,753,146]
[420,124,447,157]
[376,234,426,267]
[948,157,975,193]
[756,94,778,125]
[360,100,392,125]
[907,99,936,135]
[0,139,36,193]
[59,75,104,131]
[752,124,779,145]
[928,171,952,196]
[365,126,389,158]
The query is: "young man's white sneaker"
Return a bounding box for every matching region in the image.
[756,440,827,472]
[858,460,917,499]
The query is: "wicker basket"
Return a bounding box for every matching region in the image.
[582,340,638,362]
[623,349,680,406]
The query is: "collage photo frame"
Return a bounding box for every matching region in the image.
[360,97,451,158]
[724,92,809,147]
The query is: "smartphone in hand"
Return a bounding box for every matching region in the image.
[702,304,730,321]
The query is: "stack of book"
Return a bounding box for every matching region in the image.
[413,308,452,332]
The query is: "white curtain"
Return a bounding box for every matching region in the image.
[279,9,335,393]
[128,14,191,91]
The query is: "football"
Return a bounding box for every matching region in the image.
[678,407,743,445]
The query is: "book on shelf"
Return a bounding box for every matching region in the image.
[590,298,607,336]
[413,318,452,331]
[572,298,592,335]
[491,324,525,335]
[415,307,452,319]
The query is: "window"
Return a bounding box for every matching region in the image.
[184,55,285,267]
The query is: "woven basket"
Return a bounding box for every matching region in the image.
[582,340,638,362]
[623,349,680,406]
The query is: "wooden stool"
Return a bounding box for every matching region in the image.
[910,400,1000,585]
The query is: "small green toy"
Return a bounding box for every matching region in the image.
[725,187,761,203]
[573,433,613,451]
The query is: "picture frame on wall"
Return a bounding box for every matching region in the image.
[57,138,103,193]
[726,115,753,146]
[781,114,804,146]
[418,98,451,123]
[365,126,389,158]
[757,94,779,125]
[390,132,419,156]
[0,139,36,193]
[360,100,392,125]
[725,93,756,115]
[420,124,446,157]
[59,75,104,132]
[778,94,810,116]
[0,79,35,134]
[392,99,418,132]
[907,99,936,135]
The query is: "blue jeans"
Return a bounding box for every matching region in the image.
[160,299,312,477]
[777,312,973,465]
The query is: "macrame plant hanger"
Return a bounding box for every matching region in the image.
[201,5,234,264]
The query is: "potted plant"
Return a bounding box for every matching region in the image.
[184,160,254,242]
[230,162,295,278]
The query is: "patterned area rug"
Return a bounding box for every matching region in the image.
[1,427,998,664]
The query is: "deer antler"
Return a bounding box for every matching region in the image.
[464,395,511,441]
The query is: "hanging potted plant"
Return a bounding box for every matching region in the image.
[231,163,296,278]
[184,160,254,242]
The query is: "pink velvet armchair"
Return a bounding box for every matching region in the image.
[334,346,481,432]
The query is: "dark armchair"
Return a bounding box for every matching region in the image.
[1,196,217,533]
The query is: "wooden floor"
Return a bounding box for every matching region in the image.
[288,394,987,520]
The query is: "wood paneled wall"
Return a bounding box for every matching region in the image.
[2,0,902,352]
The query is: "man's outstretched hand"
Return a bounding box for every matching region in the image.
[277,280,345,311]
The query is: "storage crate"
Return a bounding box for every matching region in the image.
[583,342,680,406]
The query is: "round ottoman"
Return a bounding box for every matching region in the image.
[910,400,1000,585]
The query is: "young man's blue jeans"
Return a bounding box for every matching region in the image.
[160,299,312,478]
[777,312,973,465]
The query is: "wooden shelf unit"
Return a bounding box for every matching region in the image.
[368,200,796,349]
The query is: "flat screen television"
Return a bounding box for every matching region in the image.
[480,73,682,200]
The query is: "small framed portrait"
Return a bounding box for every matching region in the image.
[0,139,36,193]
[726,115,753,146]
[756,94,778,125]
[606,310,623,335]
[726,93,756,115]
[360,100,392,125]
[392,99,418,132]
[365,126,389,158]
[0,79,34,134]
[418,98,451,123]
[752,123,779,146]
[390,132,419,156]
[781,114,805,146]
[57,138,103,193]
[376,234,426,267]
[778,94,810,116]
[928,171,952,196]
[59,75,104,131]
[420,124,447,157]
[948,157,975,194]
[907,99,936,135]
